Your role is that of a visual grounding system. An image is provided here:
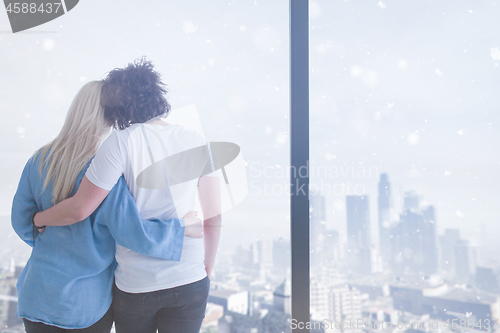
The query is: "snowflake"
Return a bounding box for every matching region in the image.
[490,47,500,61]
[183,21,198,34]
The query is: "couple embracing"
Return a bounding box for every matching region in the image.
[12,59,222,333]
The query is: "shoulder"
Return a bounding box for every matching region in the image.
[15,150,47,196]
[98,128,137,153]
[28,151,41,168]
[24,149,46,179]
[169,124,207,145]
[108,123,148,141]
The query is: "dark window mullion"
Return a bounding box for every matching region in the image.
[290,0,310,331]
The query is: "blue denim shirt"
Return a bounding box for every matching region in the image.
[11,153,185,329]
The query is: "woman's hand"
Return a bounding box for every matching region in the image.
[205,265,212,279]
[32,212,46,234]
[183,211,203,238]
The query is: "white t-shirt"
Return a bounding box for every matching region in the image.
[86,123,215,293]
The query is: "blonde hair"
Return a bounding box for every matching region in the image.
[36,81,112,204]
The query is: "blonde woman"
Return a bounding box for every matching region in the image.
[11,81,201,332]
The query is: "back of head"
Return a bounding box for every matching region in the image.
[37,80,111,203]
[101,58,171,130]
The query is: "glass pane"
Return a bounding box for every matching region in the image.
[0,1,290,331]
[310,0,500,330]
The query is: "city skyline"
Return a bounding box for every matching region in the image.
[3,170,500,331]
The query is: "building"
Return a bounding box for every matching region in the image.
[272,279,290,315]
[0,267,22,330]
[439,229,461,273]
[421,288,499,328]
[363,308,399,326]
[0,277,10,327]
[217,277,323,333]
[329,285,362,332]
[218,310,303,333]
[346,195,374,274]
[348,275,390,301]
[253,240,274,273]
[475,266,500,294]
[209,290,249,316]
[390,279,449,315]
[378,173,392,261]
[358,246,383,275]
[201,303,225,332]
[311,281,362,332]
[324,229,341,264]
[232,245,254,270]
[438,229,477,282]
[310,279,329,320]
[218,311,262,333]
[346,195,371,250]
[272,238,290,274]
[454,239,477,282]
[391,205,438,276]
[314,266,343,288]
[391,279,500,330]
[403,191,420,212]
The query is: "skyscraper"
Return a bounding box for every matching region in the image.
[454,239,477,282]
[273,237,290,274]
[324,229,341,263]
[378,173,392,261]
[273,279,291,314]
[403,191,420,212]
[421,206,439,275]
[253,240,273,273]
[391,205,438,276]
[438,229,461,272]
[346,195,376,274]
[346,195,371,250]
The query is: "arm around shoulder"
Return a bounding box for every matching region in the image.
[95,177,187,261]
[33,176,110,227]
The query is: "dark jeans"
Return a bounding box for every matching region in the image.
[23,306,113,333]
[112,277,210,333]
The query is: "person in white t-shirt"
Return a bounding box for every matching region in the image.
[34,59,222,333]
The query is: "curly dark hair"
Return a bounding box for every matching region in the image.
[101,58,171,130]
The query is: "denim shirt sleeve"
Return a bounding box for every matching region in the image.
[11,158,39,247]
[94,176,185,261]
